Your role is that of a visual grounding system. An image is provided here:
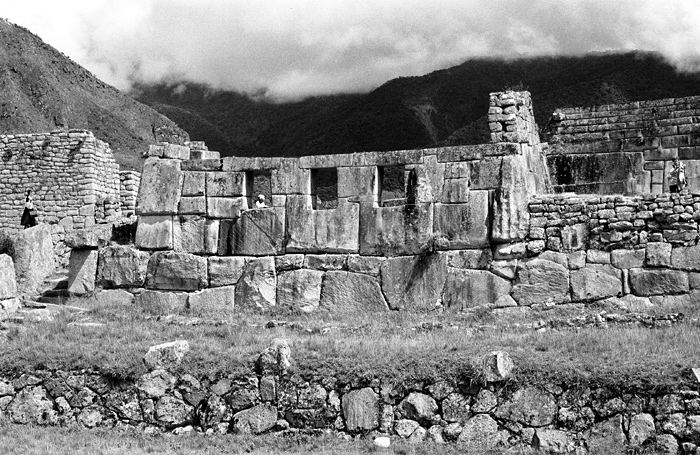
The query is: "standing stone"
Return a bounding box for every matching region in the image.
[319,271,388,313]
[146,251,208,291]
[136,158,182,215]
[0,254,17,299]
[570,264,622,302]
[187,286,235,315]
[481,351,514,382]
[629,268,689,296]
[135,215,174,250]
[492,155,531,242]
[256,338,292,376]
[442,269,511,310]
[235,257,276,310]
[208,256,247,288]
[232,403,278,434]
[380,254,446,311]
[67,249,98,295]
[13,224,56,295]
[232,207,285,256]
[97,246,150,288]
[342,388,380,432]
[276,269,323,313]
[511,259,569,306]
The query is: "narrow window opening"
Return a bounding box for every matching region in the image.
[379,165,406,207]
[311,168,338,210]
[245,170,272,208]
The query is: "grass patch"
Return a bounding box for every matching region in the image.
[1,295,699,392]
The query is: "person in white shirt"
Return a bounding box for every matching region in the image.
[20,189,37,228]
[255,194,268,209]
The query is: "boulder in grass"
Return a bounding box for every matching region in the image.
[144,340,190,371]
[256,338,291,376]
[482,351,514,382]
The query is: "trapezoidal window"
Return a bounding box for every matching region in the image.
[310,168,338,210]
[245,170,272,208]
[379,165,408,207]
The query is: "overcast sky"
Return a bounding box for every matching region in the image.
[5,1,700,100]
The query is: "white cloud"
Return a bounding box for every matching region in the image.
[5,0,700,99]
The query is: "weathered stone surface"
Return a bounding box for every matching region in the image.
[232,207,285,256]
[207,197,247,219]
[0,298,20,320]
[303,254,346,271]
[235,257,277,310]
[586,415,626,454]
[67,249,98,295]
[570,264,622,302]
[319,271,388,313]
[276,269,323,313]
[337,166,376,198]
[457,414,500,447]
[144,340,190,371]
[181,171,205,196]
[13,224,56,295]
[346,255,385,276]
[360,202,433,256]
[97,246,150,288]
[380,254,446,311]
[256,339,291,376]
[64,224,112,248]
[511,259,570,306]
[444,249,493,269]
[136,158,182,215]
[433,192,490,249]
[655,434,680,455]
[646,242,672,267]
[490,259,518,280]
[586,249,610,264]
[0,254,17,299]
[178,197,206,215]
[400,393,438,425]
[173,215,218,254]
[443,268,511,310]
[441,178,470,203]
[671,245,700,271]
[442,393,470,423]
[495,387,556,426]
[93,289,134,306]
[153,143,190,160]
[206,172,245,197]
[533,429,573,454]
[274,254,304,272]
[135,215,173,250]
[187,286,235,315]
[492,155,531,242]
[628,413,655,447]
[481,351,514,382]
[7,386,55,424]
[629,268,689,296]
[395,419,420,438]
[271,160,311,194]
[611,249,645,269]
[146,251,208,291]
[136,290,188,315]
[342,387,379,432]
[156,396,192,426]
[286,196,359,253]
[208,256,247,288]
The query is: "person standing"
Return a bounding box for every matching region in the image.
[669,158,687,193]
[20,190,37,228]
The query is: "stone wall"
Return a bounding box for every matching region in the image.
[545,95,700,195]
[0,130,121,231]
[119,171,141,216]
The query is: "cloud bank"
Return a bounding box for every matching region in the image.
[5,0,700,99]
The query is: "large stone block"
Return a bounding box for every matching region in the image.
[136,290,188,315]
[135,215,173,250]
[469,157,502,189]
[414,155,444,203]
[178,197,206,215]
[271,160,311,194]
[187,286,235,315]
[277,269,324,313]
[433,191,491,249]
[0,254,17,299]
[443,249,493,269]
[380,254,446,311]
[492,155,531,242]
[97,246,150,288]
[181,171,205,196]
[232,207,285,256]
[629,268,689,296]
[173,215,218,254]
[646,242,672,267]
[570,264,622,302]
[337,166,377,198]
[13,224,56,295]
[136,158,183,215]
[346,255,385,276]
[64,224,112,249]
[342,388,379,432]
[286,195,360,253]
[671,245,700,271]
[442,269,511,310]
[511,259,570,306]
[146,251,208,291]
[235,257,277,310]
[441,178,470,203]
[319,271,388,313]
[67,249,98,295]
[359,202,434,256]
[207,197,247,219]
[206,172,245,197]
[208,256,247,288]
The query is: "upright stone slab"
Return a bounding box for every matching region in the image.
[319,271,387,313]
[492,155,531,242]
[67,249,98,295]
[0,254,17,299]
[342,388,379,432]
[433,190,491,249]
[235,257,277,310]
[442,269,511,310]
[136,158,183,215]
[232,207,285,256]
[286,196,359,253]
[181,171,205,196]
[97,246,150,288]
[207,197,247,219]
[206,172,245,197]
[64,224,112,249]
[135,215,174,250]
[13,224,56,295]
[173,215,218,254]
[360,202,434,256]
[146,251,208,291]
[380,254,447,311]
[511,259,570,306]
[277,269,324,313]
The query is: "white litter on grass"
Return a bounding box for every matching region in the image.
[373,436,391,448]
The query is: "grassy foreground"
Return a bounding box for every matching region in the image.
[0,294,699,390]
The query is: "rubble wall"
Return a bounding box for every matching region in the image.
[546,95,700,194]
[0,130,121,231]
